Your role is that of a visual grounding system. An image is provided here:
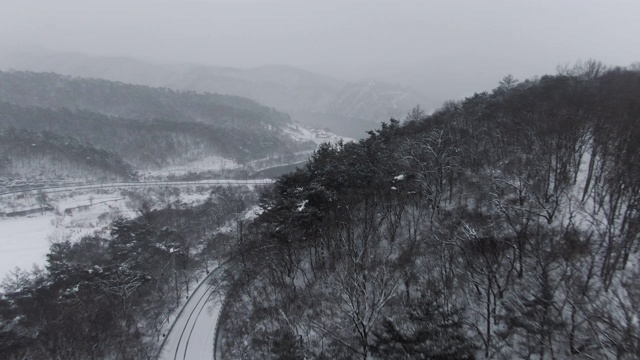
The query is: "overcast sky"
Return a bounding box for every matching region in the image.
[1,0,639,100]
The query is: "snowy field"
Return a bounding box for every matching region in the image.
[0,215,54,277]
[0,186,214,280]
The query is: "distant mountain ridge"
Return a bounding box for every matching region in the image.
[0,70,290,130]
[0,52,432,138]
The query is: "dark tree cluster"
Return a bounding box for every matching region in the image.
[217,62,640,359]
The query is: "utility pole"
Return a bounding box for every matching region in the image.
[172,247,179,307]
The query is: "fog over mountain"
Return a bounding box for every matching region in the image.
[0,52,429,137]
[1,0,639,107]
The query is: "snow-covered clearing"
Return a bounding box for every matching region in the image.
[0,215,54,277]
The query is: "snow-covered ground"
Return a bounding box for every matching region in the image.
[0,215,54,277]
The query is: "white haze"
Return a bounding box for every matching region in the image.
[1,0,639,104]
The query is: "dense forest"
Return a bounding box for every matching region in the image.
[217,62,640,359]
[1,62,639,359]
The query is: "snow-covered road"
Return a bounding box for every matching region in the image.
[1,179,275,197]
[158,268,223,360]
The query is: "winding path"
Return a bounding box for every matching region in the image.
[0,179,274,197]
[158,267,224,360]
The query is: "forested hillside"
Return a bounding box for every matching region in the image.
[0,70,290,130]
[0,128,135,182]
[0,71,318,180]
[217,63,640,359]
[0,102,311,169]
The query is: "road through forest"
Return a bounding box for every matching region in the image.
[158,267,224,360]
[0,179,275,197]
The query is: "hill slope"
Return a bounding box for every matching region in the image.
[0,101,312,168]
[217,64,640,359]
[0,128,135,184]
[0,70,290,130]
[0,71,322,181]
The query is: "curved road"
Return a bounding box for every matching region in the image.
[0,179,274,197]
[158,267,224,360]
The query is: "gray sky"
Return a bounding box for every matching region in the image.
[1,0,639,100]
